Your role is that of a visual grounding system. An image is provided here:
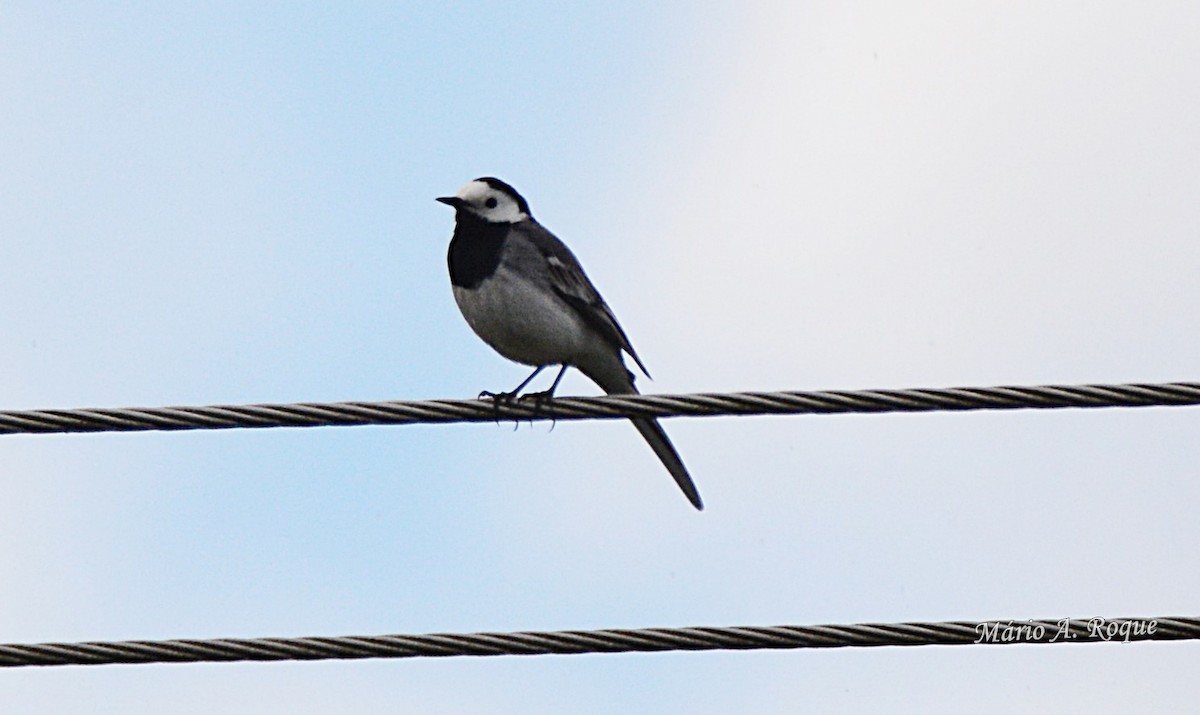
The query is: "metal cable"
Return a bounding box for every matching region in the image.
[1,616,1193,668]
[0,381,1197,436]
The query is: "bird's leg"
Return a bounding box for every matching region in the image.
[519,364,568,404]
[479,365,546,404]
[480,365,548,427]
[519,364,569,428]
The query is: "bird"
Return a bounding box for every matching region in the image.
[437,177,703,510]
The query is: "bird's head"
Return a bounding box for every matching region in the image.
[437,177,531,224]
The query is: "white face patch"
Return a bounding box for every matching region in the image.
[454,180,529,223]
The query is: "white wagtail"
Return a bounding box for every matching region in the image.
[437,177,703,510]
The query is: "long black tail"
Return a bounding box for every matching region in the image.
[586,365,703,510]
[629,414,703,510]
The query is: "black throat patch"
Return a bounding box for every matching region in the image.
[448,212,509,289]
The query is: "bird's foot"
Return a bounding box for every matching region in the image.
[518,390,557,430]
[478,389,519,404]
[518,388,554,405]
[478,389,521,426]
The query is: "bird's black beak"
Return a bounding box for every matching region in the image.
[436,196,462,208]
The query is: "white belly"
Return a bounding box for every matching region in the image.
[453,270,590,367]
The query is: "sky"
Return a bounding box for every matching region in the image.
[1,1,1199,711]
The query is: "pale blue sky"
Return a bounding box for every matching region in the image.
[2,2,1199,712]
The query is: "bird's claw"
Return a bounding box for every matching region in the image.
[479,389,520,426]
[518,389,553,404]
[477,385,557,430]
[478,389,518,403]
[519,390,557,430]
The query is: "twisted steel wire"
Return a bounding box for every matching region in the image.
[0,381,1197,436]
[1,616,1194,668]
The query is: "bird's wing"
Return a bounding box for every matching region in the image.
[517,221,652,378]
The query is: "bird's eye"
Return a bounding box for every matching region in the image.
[485,197,498,209]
